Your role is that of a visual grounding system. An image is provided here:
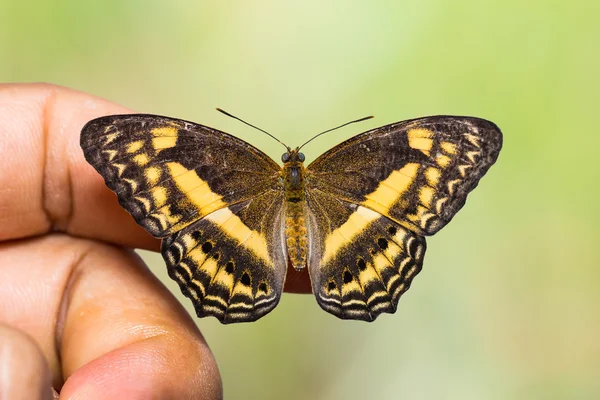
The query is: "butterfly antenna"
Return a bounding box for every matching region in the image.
[216,108,289,151]
[298,115,374,151]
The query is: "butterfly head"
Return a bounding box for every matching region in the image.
[281,148,305,164]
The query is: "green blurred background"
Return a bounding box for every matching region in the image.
[2,1,598,398]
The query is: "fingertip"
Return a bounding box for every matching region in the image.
[58,240,222,399]
[61,334,222,400]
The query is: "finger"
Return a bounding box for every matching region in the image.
[283,260,312,293]
[0,324,55,400]
[0,234,222,398]
[0,83,312,293]
[0,83,158,250]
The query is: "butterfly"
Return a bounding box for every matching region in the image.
[80,111,502,323]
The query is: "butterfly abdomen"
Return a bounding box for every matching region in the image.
[282,158,309,270]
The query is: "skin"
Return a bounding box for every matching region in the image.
[0,83,311,399]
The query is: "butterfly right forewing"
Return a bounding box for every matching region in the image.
[307,116,502,236]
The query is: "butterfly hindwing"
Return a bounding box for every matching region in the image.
[162,193,287,323]
[307,116,502,236]
[306,190,426,320]
[80,114,281,237]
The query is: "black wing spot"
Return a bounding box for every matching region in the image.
[212,252,221,260]
[388,226,397,236]
[225,261,235,274]
[343,271,353,284]
[377,238,388,250]
[258,282,268,292]
[191,231,202,241]
[201,241,213,253]
[357,258,367,271]
[327,281,337,291]
[408,238,419,258]
[241,272,251,286]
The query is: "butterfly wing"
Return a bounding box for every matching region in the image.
[305,116,502,320]
[81,114,282,237]
[162,192,287,323]
[81,114,287,323]
[305,192,426,321]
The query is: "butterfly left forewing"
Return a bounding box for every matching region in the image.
[80,114,281,238]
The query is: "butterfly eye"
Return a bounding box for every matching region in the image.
[299,152,305,162]
[281,153,290,162]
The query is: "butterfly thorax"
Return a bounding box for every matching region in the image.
[281,150,309,271]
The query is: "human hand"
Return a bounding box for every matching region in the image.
[0,83,231,399]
